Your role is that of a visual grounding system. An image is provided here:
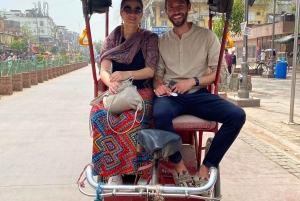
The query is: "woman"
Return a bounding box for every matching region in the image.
[90,0,159,185]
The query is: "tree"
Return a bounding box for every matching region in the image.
[9,40,22,52]
[212,0,272,39]
[20,39,29,52]
[20,23,36,43]
[39,46,46,53]
[50,46,57,54]
[93,40,104,54]
[212,0,244,39]
[60,47,67,55]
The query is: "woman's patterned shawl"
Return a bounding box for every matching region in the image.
[100,26,159,69]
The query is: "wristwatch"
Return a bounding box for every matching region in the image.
[194,77,199,86]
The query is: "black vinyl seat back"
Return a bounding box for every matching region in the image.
[87,0,112,15]
[137,129,182,158]
[208,0,234,17]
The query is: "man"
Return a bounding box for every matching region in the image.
[153,0,246,188]
[260,49,266,63]
[95,52,101,75]
[231,51,236,74]
[6,53,14,61]
[224,49,232,74]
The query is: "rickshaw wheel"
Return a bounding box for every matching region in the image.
[205,137,221,198]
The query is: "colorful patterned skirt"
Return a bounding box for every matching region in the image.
[91,88,154,177]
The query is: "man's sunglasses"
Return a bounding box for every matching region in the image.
[121,6,143,14]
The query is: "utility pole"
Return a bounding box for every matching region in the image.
[238,0,249,98]
[33,3,39,45]
[263,0,276,78]
[287,0,300,124]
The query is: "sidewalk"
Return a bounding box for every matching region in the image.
[228,67,300,164]
[0,65,299,200]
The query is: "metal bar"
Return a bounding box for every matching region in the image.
[208,13,213,30]
[85,165,218,194]
[288,0,300,123]
[214,19,229,94]
[267,0,276,75]
[105,10,109,37]
[85,20,98,98]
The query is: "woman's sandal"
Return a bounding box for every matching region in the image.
[193,175,212,197]
[172,169,194,187]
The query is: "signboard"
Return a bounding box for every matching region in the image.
[151,26,171,35]
[243,27,252,36]
[240,22,246,31]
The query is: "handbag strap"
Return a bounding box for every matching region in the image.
[106,94,145,134]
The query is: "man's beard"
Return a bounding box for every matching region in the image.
[168,12,188,27]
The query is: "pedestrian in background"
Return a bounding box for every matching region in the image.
[94,52,101,75]
[224,49,232,74]
[260,49,266,63]
[231,51,236,74]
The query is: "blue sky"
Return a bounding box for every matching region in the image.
[0,0,121,41]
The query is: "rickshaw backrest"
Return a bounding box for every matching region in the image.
[88,0,112,14]
[208,0,233,18]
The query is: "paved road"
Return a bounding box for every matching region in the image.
[228,69,300,180]
[0,65,300,200]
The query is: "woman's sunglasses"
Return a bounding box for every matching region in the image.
[121,6,143,14]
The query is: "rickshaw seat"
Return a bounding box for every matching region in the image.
[173,115,216,130]
[137,129,182,158]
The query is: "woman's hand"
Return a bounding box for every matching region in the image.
[109,81,122,94]
[110,71,131,82]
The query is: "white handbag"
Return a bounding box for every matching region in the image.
[90,78,144,134]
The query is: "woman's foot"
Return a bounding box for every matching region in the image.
[107,175,123,185]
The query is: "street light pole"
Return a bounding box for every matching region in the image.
[288,0,300,124]
[265,0,276,77]
[238,0,249,98]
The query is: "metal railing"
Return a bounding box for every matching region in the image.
[0,58,88,78]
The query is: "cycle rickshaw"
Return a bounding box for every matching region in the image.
[77,0,234,200]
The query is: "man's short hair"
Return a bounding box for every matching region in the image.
[165,0,191,8]
[225,49,228,52]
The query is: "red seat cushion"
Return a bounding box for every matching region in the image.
[172,115,216,130]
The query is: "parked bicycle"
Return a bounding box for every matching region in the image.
[248,59,268,76]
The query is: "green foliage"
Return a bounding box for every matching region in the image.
[35,55,44,62]
[50,46,57,54]
[61,55,69,60]
[291,7,296,12]
[60,47,67,55]
[93,40,104,54]
[212,0,244,39]
[9,40,23,52]
[73,53,84,61]
[20,23,36,43]
[39,46,46,53]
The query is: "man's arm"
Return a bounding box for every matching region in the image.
[153,52,172,96]
[171,71,216,94]
[153,75,164,89]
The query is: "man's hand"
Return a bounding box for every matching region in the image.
[110,71,131,82]
[171,78,195,94]
[109,81,122,94]
[154,85,172,97]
